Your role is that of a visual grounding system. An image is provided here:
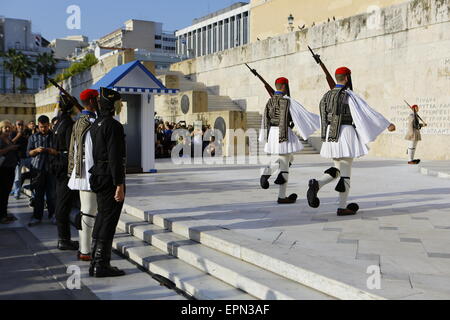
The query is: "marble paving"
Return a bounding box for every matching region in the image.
[1,199,186,300]
[124,155,450,299]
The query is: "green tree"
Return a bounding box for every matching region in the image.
[35,52,57,86]
[1,49,35,93]
[16,54,34,92]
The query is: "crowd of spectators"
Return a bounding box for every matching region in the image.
[0,117,59,224]
[155,119,219,158]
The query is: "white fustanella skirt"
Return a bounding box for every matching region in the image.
[320,125,369,159]
[264,126,304,155]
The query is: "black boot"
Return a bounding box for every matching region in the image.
[89,238,97,276]
[92,240,125,278]
[57,239,79,251]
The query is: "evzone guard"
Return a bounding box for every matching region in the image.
[259,77,320,204]
[67,89,99,261]
[89,87,127,278]
[52,93,79,251]
[307,67,396,216]
[404,102,427,165]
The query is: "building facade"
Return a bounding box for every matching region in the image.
[48,35,89,60]
[175,2,250,59]
[97,19,176,54]
[0,17,53,93]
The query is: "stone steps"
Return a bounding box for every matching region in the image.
[113,231,254,300]
[116,213,333,300]
[121,203,385,300]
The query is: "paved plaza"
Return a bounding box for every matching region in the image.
[0,200,186,300]
[2,155,449,300]
[120,155,450,299]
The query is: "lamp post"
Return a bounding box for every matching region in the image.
[288,14,294,32]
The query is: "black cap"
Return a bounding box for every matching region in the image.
[59,93,75,113]
[99,87,121,114]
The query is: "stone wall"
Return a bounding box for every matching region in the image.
[171,0,450,160]
[0,94,35,123]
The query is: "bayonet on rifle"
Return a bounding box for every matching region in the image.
[308,46,336,90]
[48,78,83,112]
[245,63,275,97]
[404,100,427,127]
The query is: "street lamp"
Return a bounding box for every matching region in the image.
[288,14,294,32]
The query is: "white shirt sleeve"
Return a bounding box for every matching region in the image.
[346,90,391,145]
[288,97,320,140]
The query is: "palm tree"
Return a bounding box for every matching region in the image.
[1,49,19,93]
[1,49,35,93]
[16,54,34,92]
[35,52,57,86]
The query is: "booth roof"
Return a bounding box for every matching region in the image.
[91,60,179,94]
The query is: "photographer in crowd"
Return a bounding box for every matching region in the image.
[26,115,58,227]
[0,120,19,224]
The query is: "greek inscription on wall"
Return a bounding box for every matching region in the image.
[390,98,450,135]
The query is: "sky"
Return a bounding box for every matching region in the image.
[1,0,247,41]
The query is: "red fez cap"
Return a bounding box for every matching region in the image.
[275,77,289,85]
[411,104,419,109]
[80,89,99,101]
[335,67,351,75]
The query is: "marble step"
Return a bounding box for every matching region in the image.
[113,231,254,300]
[122,204,385,300]
[117,213,333,300]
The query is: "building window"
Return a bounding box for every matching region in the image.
[202,27,206,56]
[230,17,235,48]
[155,44,161,49]
[218,21,223,51]
[224,19,229,50]
[243,12,248,44]
[155,35,162,40]
[207,25,212,54]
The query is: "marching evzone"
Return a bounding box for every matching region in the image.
[89,87,126,278]
[67,89,99,261]
[259,77,320,204]
[307,67,396,216]
[405,104,426,165]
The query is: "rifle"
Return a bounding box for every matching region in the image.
[48,78,83,112]
[404,100,427,128]
[308,46,336,90]
[245,63,275,97]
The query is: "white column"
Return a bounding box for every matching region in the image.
[141,93,155,172]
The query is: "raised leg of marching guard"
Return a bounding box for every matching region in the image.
[259,77,320,204]
[307,67,396,216]
[89,87,126,278]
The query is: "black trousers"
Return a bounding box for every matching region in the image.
[0,167,16,219]
[55,176,77,240]
[92,181,124,243]
[32,170,56,220]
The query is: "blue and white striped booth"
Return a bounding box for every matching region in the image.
[91,60,179,173]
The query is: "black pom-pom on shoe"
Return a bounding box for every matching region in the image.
[347,203,359,212]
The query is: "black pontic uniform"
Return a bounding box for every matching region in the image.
[88,100,126,276]
[53,112,77,241]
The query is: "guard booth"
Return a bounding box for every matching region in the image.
[91,60,178,173]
